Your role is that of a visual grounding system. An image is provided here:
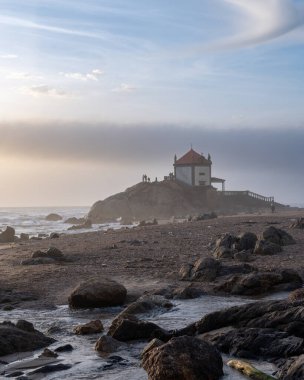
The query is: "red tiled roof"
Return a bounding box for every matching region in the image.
[175,149,211,166]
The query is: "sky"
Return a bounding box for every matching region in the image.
[0,0,304,206]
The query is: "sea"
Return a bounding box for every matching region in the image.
[0,207,123,237]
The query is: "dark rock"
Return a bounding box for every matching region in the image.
[68,278,127,308]
[234,250,255,262]
[74,320,104,335]
[209,327,304,360]
[32,247,65,261]
[28,363,72,374]
[0,226,15,243]
[20,233,29,241]
[262,226,296,246]
[108,315,162,342]
[95,335,126,353]
[68,219,92,230]
[54,344,73,352]
[289,288,304,302]
[6,371,24,377]
[215,233,238,249]
[15,320,35,332]
[214,270,302,296]
[64,217,86,225]
[117,295,172,319]
[0,320,55,356]
[141,338,164,357]
[46,213,62,221]
[39,348,58,358]
[180,257,221,282]
[276,354,304,379]
[50,233,60,239]
[213,246,235,259]
[254,239,283,255]
[21,257,56,265]
[234,232,257,251]
[172,285,205,300]
[290,218,304,229]
[142,336,223,380]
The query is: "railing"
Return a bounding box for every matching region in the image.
[222,191,274,203]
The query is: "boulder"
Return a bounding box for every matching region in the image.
[0,320,55,356]
[234,250,255,262]
[50,233,60,239]
[234,232,258,251]
[180,258,221,282]
[68,219,92,230]
[209,327,304,360]
[0,226,15,243]
[213,246,235,259]
[262,226,296,246]
[108,315,162,342]
[254,240,283,255]
[214,270,302,296]
[64,217,86,225]
[215,233,238,249]
[20,233,30,241]
[95,335,126,353]
[68,278,127,308]
[141,338,164,357]
[74,320,103,335]
[32,247,65,261]
[142,336,223,380]
[276,354,304,379]
[117,295,172,319]
[45,213,62,221]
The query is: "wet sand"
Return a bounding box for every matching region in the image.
[0,210,303,307]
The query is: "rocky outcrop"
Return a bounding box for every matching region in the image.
[108,315,162,342]
[64,217,86,225]
[261,226,296,246]
[0,320,55,356]
[68,278,127,308]
[32,247,65,261]
[95,335,126,353]
[290,218,304,229]
[254,239,282,255]
[68,219,92,230]
[142,336,223,380]
[45,213,62,221]
[74,320,103,335]
[209,327,304,360]
[180,257,221,282]
[276,355,304,379]
[214,270,302,295]
[88,181,219,223]
[0,226,15,243]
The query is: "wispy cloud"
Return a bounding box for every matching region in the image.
[61,69,104,81]
[112,83,137,93]
[191,0,304,53]
[0,15,106,40]
[22,85,67,98]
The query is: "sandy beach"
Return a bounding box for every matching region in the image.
[1,210,303,308]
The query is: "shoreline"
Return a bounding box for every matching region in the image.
[0,210,303,308]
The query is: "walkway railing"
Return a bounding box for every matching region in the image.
[222,191,274,203]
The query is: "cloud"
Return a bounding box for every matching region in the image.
[62,69,104,81]
[0,54,18,59]
[192,0,304,52]
[1,121,304,202]
[112,83,137,93]
[0,15,106,40]
[22,85,67,97]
